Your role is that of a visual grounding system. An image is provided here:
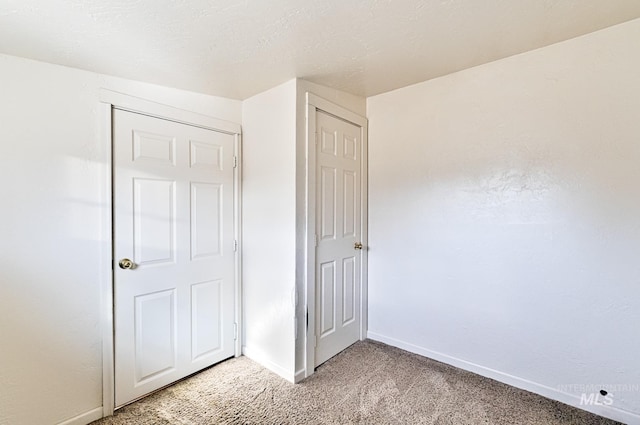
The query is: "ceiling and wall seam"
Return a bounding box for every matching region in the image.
[1,1,640,99]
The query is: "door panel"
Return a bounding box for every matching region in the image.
[134,289,177,383]
[315,111,362,366]
[190,182,222,259]
[133,178,175,265]
[114,109,236,407]
[343,171,356,237]
[191,280,222,360]
[319,261,336,336]
[133,131,176,165]
[320,167,336,240]
[342,257,356,324]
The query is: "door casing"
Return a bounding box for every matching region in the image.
[304,93,368,378]
[99,90,242,417]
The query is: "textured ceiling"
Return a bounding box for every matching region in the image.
[1,0,640,100]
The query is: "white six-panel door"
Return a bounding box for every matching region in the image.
[113,109,236,407]
[315,110,363,366]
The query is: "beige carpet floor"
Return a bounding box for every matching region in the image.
[93,340,619,424]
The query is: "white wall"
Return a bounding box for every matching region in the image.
[241,79,297,381]
[366,19,640,423]
[0,53,241,425]
[293,80,366,378]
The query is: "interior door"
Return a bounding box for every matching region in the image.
[315,110,363,366]
[113,109,236,407]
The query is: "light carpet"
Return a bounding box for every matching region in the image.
[92,340,619,424]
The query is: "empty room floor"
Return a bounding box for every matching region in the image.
[92,340,618,424]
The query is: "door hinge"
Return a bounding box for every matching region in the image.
[233,156,238,168]
[314,335,318,348]
[315,132,318,145]
[234,323,238,340]
[306,308,309,331]
[233,240,238,252]
[314,234,318,247]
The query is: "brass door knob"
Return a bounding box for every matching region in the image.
[354,242,363,250]
[118,258,135,270]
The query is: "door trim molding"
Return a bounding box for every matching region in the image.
[304,93,368,379]
[99,91,242,417]
[99,90,241,134]
[99,102,115,417]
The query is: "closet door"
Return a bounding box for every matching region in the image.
[113,109,236,406]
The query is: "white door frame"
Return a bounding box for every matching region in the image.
[304,93,368,378]
[98,90,243,416]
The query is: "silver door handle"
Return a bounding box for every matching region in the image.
[354,242,363,250]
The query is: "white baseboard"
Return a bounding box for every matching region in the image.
[57,407,103,425]
[242,345,295,383]
[367,331,639,425]
[294,368,306,383]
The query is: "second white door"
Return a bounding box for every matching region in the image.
[315,110,363,366]
[113,109,237,407]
